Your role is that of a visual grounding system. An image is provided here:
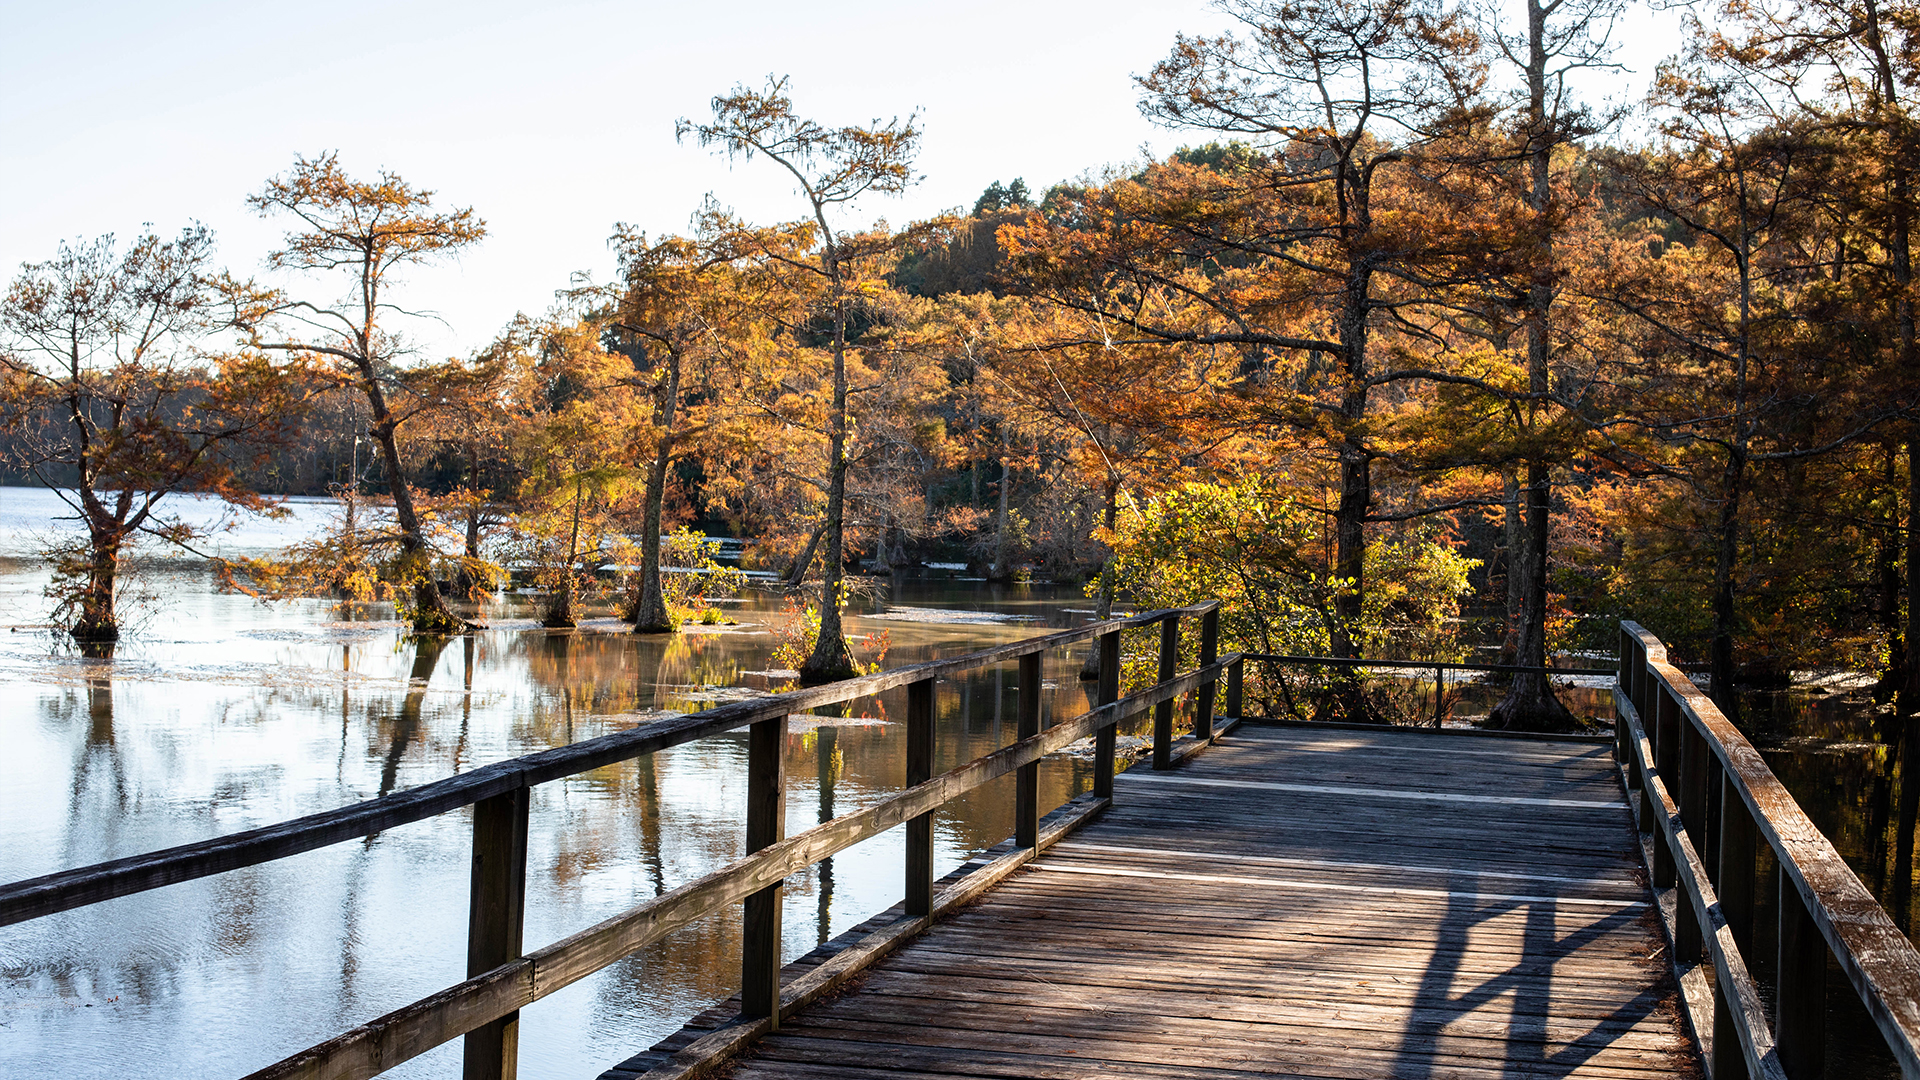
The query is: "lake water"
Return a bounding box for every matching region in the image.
[0,488,1114,1079]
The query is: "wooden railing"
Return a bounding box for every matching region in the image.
[1243,653,1616,727]
[0,602,1237,1080]
[1617,621,1920,1080]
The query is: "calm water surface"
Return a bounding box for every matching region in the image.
[0,488,1115,1078]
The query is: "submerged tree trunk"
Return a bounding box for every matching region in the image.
[71,526,123,644]
[875,515,901,575]
[800,256,859,684]
[453,444,487,598]
[632,445,675,632]
[543,480,583,629]
[989,442,1013,581]
[1896,718,1920,933]
[67,416,141,645]
[365,374,469,635]
[634,347,685,634]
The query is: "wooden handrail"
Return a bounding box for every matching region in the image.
[1243,652,1615,728]
[2,601,1231,1080]
[0,602,1219,928]
[246,657,1237,1080]
[1244,653,1617,676]
[1617,621,1920,1080]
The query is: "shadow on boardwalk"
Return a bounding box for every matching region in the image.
[609,724,1700,1080]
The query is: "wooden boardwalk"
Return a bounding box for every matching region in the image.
[646,724,1700,1080]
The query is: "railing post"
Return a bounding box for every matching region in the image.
[1714,984,1752,1080]
[1636,640,1651,717]
[1637,750,1659,843]
[1706,754,1725,880]
[1652,689,1678,889]
[1618,627,1629,702]
[1681,715,1710,864]
[1435,664,1447,729]
[1778,868,1828,1079]
[1719,772,1756,956]
[1095,629,1120,799]
[1195,607,1219,741]
[1227,655,1244,721]
[464,786,529,1080]
[1673,703,1706,965]
[742,715,786,1025]
[1628,642,1640,717]
[1655,686,1678,782]
[906,678,936,916]
[1152,615,1180,770]
[1624,714,1644,801]
[1612,641,1627,765]
[1675,870,1704,965]
[1016,654,1041,849]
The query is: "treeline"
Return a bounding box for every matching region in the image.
[6,0,1920,726]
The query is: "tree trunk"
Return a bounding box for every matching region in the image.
[785,520,829,589]
[632,445,675,632]
[1490,464,1576,730]
[1907,441,1920,718]
[800,260,859,685]
[453,443,484,597]
[634,348,684,634]
[1708,230,1758,718]
[1322,226,1376,723]
[1897,717,1920,933]
[1859,12,1920,719]
[989,443,1013,581]
[1490,0,1574,731]
[1708,457,1747,720]
[543,480,583,629]
[1500,471,1524,665]
[876,514,907,575]
[1330,441,1369,660]
[1880,444,1905,702]
[1080,478,1120,681]
[71,528,122,644]
[362,369,468,635]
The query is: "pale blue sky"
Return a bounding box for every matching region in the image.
[1,0,1677,361]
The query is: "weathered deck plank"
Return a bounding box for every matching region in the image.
[620,723,1699,1080]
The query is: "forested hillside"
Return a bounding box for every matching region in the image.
[5,0,1918,724]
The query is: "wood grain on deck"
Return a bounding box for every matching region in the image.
[637,724,1700,1080]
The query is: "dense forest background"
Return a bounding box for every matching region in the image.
[6,0,1920,721]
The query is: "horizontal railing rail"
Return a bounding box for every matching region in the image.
[1617,621,1920,1080]
[2,600,1235,1080]
[0,604,1215,928]
[1241,652,1614,727]
[1243,653,1617,677]
[250,656,1239,1080]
